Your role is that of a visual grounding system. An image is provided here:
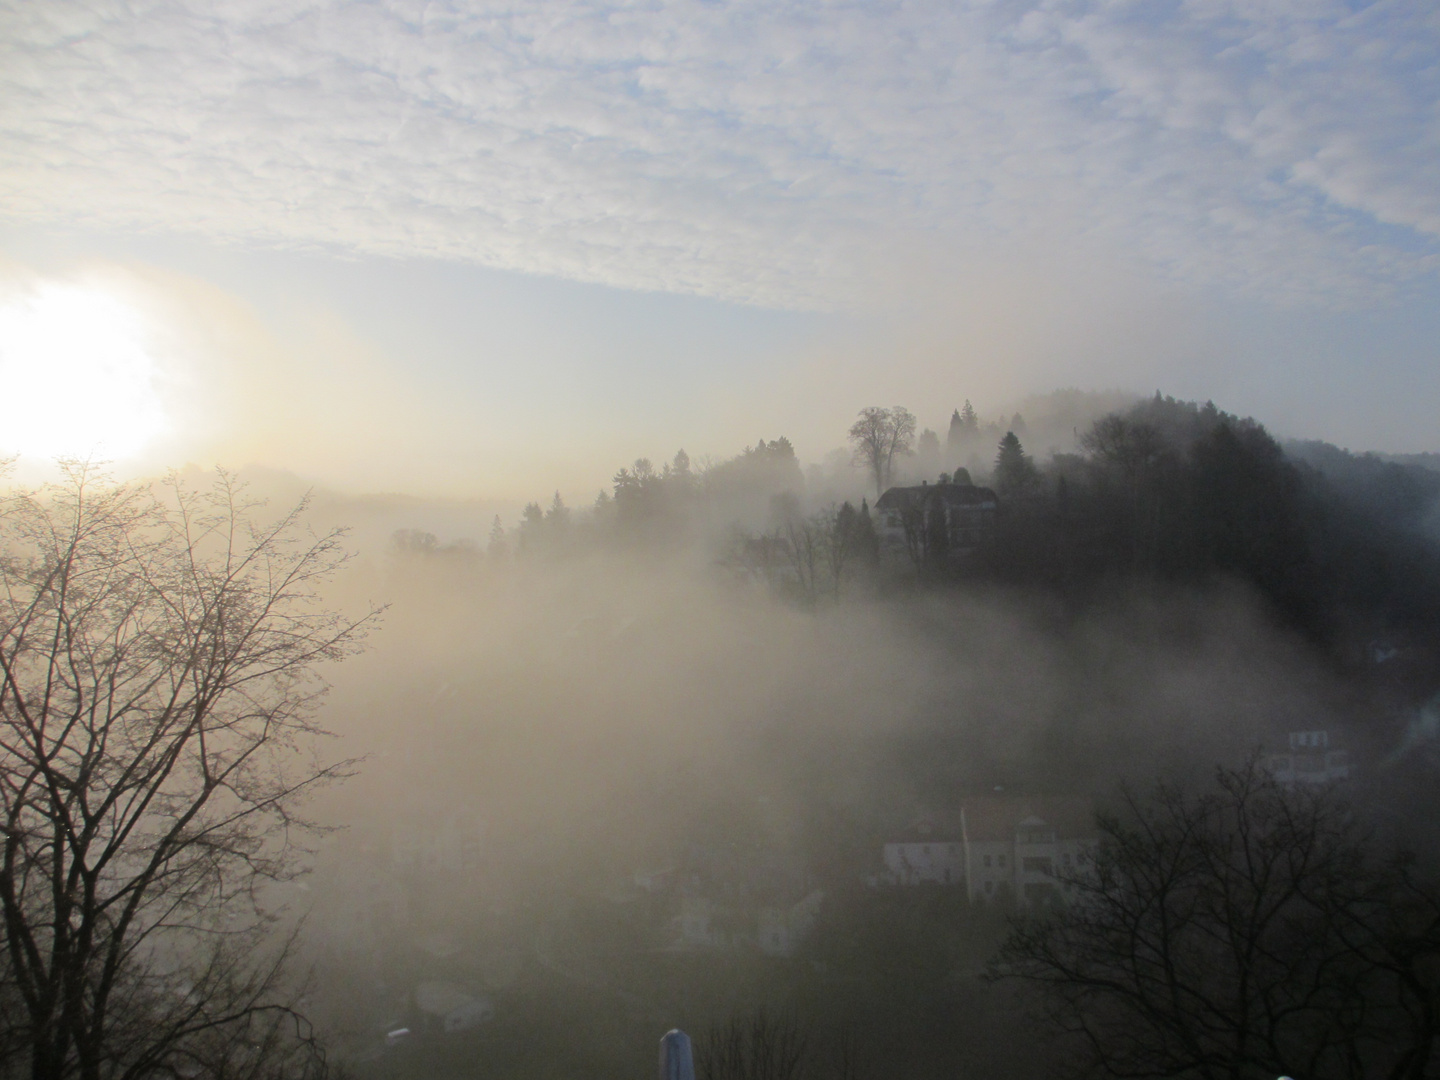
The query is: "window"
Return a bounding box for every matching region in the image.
[983,855,992,868]
[998,854,1007,868]
[923,845,930,855]
[984,881,994,894]
[1022,857,1053,874]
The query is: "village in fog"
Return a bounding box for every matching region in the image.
[3,1,1439,1078]
[232,390,1438,1080]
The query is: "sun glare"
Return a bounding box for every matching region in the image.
[0,283,170,461]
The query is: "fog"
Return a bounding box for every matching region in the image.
[3,3,1437,1073]
[263,446,1394,1076]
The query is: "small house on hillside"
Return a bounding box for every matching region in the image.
[1263,730,1351,786]
[414,981,494,1034]
[758,889,825,957]
[875,482,998,564]
[961,797,1095,908]
[881,836,965,886]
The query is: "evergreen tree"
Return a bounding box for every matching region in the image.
[994,431,1040,496]
[947,409,965,456]
[854,498,881,564]
[960,400,979,432]
[519,501,545,552]
[545,491,570,534]
[918,429,941,461]
[487,514,508,560]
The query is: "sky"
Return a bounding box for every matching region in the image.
[0,0,1437,501]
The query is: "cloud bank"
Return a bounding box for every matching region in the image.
[2,0,1436,309]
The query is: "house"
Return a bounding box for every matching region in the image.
[758,889,825,957]
[874,481,998,563]
[1263,730,1351,786]
[960,797,1095,908]
[414,981,494,1033]
[881,838,965,886]
[675,896,750,949]
[675,888,824,956]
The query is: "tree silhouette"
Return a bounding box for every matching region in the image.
[992,764,1440,1080]
[849,407,917,497]
[993,431,1040,496]
[0,467,375,1080]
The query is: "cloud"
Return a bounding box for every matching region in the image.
[0,0,1435,310]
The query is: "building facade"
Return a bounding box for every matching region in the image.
[960,797,1095,907]
[874,482,998,564]
[1263,730,1351,786]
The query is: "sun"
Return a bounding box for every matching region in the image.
[0,283,170,461]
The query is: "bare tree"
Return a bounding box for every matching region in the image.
[699,1011,869,1080]
[784,517,822,604]
[818,503,858,598]
[700,1009,808,1080]
[847,408,917,498]
[0,466,376,1080]
[990,763,1440,1080]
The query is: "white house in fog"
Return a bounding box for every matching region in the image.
[961,797,1095,908]
[1263,730,1351,786]
[881,838,965,886]
[414,981,494,1034]
[758,889,825,957]
[878,798,1095,907]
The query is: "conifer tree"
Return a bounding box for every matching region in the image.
[994,431,1040,495]
[947,408,965,456]
[854,498,881,564]
[960,400,979,432]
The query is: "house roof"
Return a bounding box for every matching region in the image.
[875,483,998,512]
[415,981,484,1017]
[960,797,1095,842]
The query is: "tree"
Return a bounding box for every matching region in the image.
[947,410,965,458]
[852,501,880,567]
[518,500,545,552]
[669,449,694,496]
[848,407,917,498]
[699,1008,869,1080]
[917,429,941,472]
[993,432,1040,496]
[1080,416,1165,482]
[544,491,570,535]
[991,764,1440,1080]
[0,467,374,1080]
[826,502,858,596]
[486,514,509,561]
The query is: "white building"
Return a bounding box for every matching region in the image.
[960,797,1095,908]
[758,889,825,957]
[414,981,494,1034]
[1263,731,1350,786]
[881,839,965,886]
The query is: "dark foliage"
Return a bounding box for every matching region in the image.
[981,395,1440,649]
[991,763,1440,1080]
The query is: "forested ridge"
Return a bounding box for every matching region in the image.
[345,393,1440,1080]
[421,393,1440,665]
